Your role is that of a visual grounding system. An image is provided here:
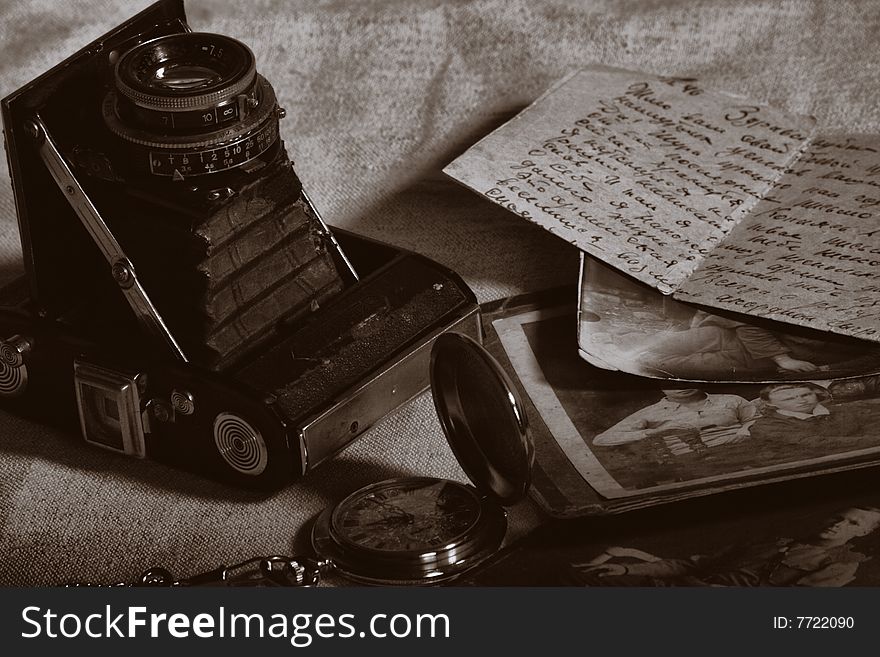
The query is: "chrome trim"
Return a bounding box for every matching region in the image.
[30,115,187,362]
[74,360,147,458]
[298,307,481,472]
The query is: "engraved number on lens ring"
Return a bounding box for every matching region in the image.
[0,361,27,397]
[213,412,268,475]
[148,119,278,177]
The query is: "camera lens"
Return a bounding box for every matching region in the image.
[115,33,256,114]
[142,64,222,91]
[103,32,281,178]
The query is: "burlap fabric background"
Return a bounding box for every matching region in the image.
[0,0,877,585]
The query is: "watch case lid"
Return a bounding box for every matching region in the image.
[429,332,533,506]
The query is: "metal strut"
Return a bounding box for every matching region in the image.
[27,114,188,362]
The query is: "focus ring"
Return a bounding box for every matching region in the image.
[103,76,277,150]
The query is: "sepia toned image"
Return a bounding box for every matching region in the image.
[461,472,880,588]
[569,505,880,586]
[5,0,880,615]
[578,256,880,382]
[495,306,880,499]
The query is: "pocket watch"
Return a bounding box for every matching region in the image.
[73,332,533,588]
[310,331,533,585]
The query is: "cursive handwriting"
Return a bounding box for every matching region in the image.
[677,137,880,343]
[444,67,814,294]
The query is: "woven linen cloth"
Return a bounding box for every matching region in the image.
[0,0,878,585]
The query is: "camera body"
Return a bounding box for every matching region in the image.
[0,0,480,489]
[12,6,351,372]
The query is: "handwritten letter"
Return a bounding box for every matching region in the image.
[444,67,814,293]
[676,136,880,342]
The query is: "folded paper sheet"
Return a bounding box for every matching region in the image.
[675,136,880,342]
[445,67,880,343]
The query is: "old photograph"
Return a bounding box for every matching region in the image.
[578,256,880,382]
[569,504,880,586]
[461,474,880,588]
[495,306,880,499]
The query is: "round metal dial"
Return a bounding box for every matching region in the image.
[312,477,507,585]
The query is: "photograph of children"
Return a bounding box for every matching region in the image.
[578,255,880,382]
[493,305,880,499]
[459,475,880,587]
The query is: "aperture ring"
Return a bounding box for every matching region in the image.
[147,120,279,177]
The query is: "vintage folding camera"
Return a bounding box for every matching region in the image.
[0,0,479,489]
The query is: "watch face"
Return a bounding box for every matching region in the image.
[313,477,508,584]
[332,478,483,553]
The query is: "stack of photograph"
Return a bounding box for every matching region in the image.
[445,66,880,523]
[482,267,880,518]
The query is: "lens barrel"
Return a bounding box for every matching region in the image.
[103,33,281,178]
[117,33,257,119]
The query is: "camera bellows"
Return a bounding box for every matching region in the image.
[194,167,344,369]
[105,152,346,370]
